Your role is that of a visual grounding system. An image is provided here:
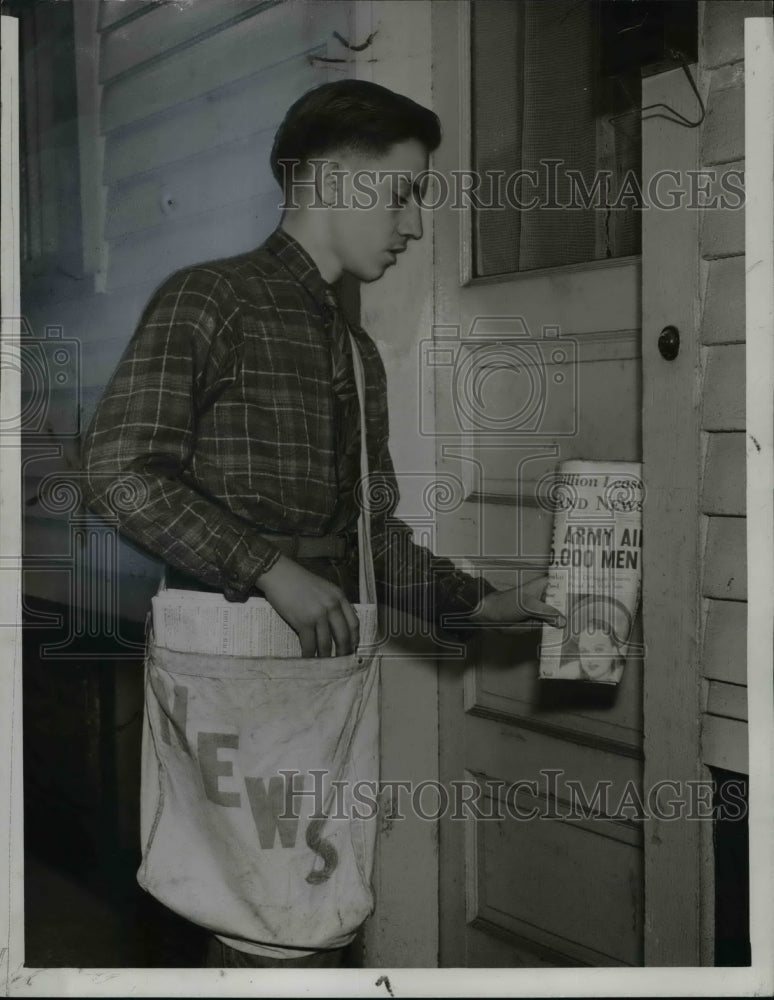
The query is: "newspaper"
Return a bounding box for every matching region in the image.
[152,588,378,658]
[538,460,643,685]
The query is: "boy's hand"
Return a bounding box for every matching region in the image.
[467,575,565,631]
[257,554,360,657]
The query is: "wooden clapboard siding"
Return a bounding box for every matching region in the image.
[100,2,345,134]
[702,598,746,684]
[702,516,747,601]
[104,53,319,185]
[99,1,278,85]
[706,680,747,722]
[701,714,748,773]
[77,383,115,432]
[100,0,351,289]
[703,82,744,166]
[98,0,161,33]
[99,0,350,290]
[702,343,745,430]
[105,127,278,241]
[22,279,155,343]
[701,256,745,345]
[699,159,745,259]
[80,334,143,392]
[106,190,282,291]
[22,383,108,453]
[702,0,772,69]
[697,1,753,779]
[701,431,745,514]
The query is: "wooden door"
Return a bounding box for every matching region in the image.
[430,3,698,967]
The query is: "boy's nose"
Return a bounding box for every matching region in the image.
[398,202,423,241]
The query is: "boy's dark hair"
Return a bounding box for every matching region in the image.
[270,79,441,190]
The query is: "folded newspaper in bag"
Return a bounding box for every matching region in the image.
[152,588,379,658]
[538,460,643,685]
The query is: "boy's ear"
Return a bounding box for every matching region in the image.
[318,158,344,208]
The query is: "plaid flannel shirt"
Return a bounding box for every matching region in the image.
[81,228,492,627]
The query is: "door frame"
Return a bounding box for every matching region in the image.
[1,10,24,991]
[744,16,774,981]
[640,65,704,966]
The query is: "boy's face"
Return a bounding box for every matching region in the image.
[323,138,430,282]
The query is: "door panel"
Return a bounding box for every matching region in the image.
[469,794,643,966]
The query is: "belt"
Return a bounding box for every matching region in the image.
[258,532,351,560]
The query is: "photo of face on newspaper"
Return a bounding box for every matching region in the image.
[560,593,634,682]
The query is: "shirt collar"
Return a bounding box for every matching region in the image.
[261,228,339,309]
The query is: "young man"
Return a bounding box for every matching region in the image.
[81,80,561,967]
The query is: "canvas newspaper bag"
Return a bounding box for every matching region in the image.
[138,335,381,954]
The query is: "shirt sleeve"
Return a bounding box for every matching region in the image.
[367,442,497,636]
[80,267,282,601]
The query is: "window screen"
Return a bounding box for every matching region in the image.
[471,0,642,277]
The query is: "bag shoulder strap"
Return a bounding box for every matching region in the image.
[349,334,377,607]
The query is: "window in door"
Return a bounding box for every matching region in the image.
[470,0,696,277]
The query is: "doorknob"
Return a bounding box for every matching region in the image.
[658,325,680,361]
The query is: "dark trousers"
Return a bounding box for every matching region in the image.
[205,936,348,968]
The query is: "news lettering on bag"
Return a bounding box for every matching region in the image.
[159,691,339,876]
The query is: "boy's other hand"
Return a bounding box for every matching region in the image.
[468,575,565,631]
[257,554,360,657]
